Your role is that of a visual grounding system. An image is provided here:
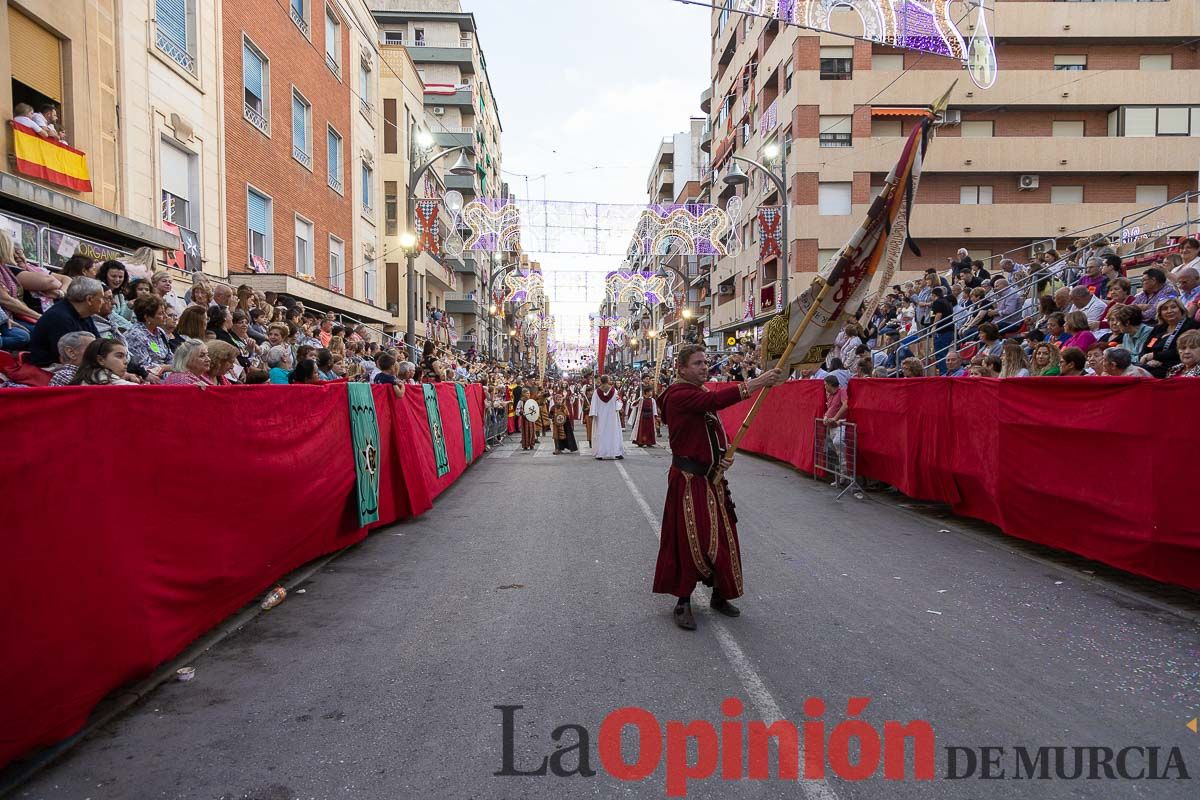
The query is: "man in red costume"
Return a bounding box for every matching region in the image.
[653,344,782,630]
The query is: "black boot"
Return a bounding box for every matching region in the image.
[711,589,741,618]
[673,599,696,630]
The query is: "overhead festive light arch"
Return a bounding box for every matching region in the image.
[443,192,522,256]
[605,269,676,310]
[627,198,744,260]
[501,269,545,304]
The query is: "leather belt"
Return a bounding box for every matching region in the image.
[672,455,715,480]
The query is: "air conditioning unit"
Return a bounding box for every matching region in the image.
[935,109,961,126]
[432,107,446,116]
[717,284,735,296]
[1030,239,1054,258]
[1018,174,1040,191]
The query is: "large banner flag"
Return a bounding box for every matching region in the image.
[766,112,935,368]
[596,326,610,376]
[758,206,782,262]
[348,384,381,527]
[9,121,92,192]
[423,384,450,477]
[454,383,474,465]
[415,200,441,255]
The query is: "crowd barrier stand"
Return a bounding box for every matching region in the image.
[0,382,486,769]
[715,378,1200,593]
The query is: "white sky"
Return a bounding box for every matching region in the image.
[470,0,711,345]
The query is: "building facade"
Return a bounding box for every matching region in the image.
[703,0,1200,339]
[223,0,389,326]
[1,0,178,273]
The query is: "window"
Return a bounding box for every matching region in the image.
[414,27,425,45]
[1051,120,1084,137]
[873,53,904,71]
[383,98,398,153]
[872,120,902,137]
[818,182,852,216]
[869,185,885,203]
[385,181,398,235]
[247,187,272,271]
[361,161,373,213]
[329,236,344,292]
[326,126,343,193]
[1136,185,1169,206]
[818,249,840,269]
[784,60,793,93]
[154,0,196,73]
[961,120,994,138]
[820,46,853,80]
[289,0,309,38]
[818,115,852,147]
[324,7,340,76]
[1050,186,1083,205]
[10,7,64,102]
[294,216,313,276]
[359,60,372,116]
[160,140,197,231]
[960,186,993,205]
[364,258,376,302]
[1158,107,1189,135]
[292,89,312,168]
[1116,106,1197,137]
[242,39,269,134]
[1053,55,1087,71]
[1140,54,1172,71]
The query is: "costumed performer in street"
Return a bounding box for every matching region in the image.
[551,390,579,455]
[653,344,783,630]
[589,375,625,460]
[629,383,660,447]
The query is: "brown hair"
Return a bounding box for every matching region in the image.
[132,294,165,323]
[676,344,706,370]
[1176,330,1200,350]
[175,305,208,339]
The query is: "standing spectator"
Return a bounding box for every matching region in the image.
[1131,268,1179,323]
[151,270,187,315]
[1030,343,1061,376]
[1139,298,1199,378]
[929,287,955,374]
[32,103,67,142]
[163,339,215,386]
[70,339,136,385]
[27,276,103,366]
[124,294,172,371]
[47,331,96,385]
[1166,330,1200,378]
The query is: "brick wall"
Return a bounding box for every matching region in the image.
[223,0,354,285]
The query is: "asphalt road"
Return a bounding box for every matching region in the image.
[17,428,1200,800]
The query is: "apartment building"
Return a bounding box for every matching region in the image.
[702,0,1200,341]
[223,0,391,327]
[1,0,178,277]
[373,0,505,354]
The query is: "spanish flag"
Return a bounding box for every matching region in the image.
[9,121,92,192]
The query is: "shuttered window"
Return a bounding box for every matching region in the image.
[247,189,269,235]
[383,98,397,153]
[247,188,271,268]
[243,44,264,108]
[161,141,195,229]
[8,7,63,101]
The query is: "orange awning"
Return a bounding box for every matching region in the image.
[871,107,933,118]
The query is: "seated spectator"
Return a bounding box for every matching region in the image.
[981,355,1002,377]
[0,254,41,333]
[1061,311,1097,353]
[1030,342,1060,376]
[205,340,240,385]
[265,345,293,384]
[1139,298,1199,378]
[151,270,187,315]
[97,261,129,318]
[372,352,404,397]
[1166,330,1200,378]
[1172,237,1200,278]
[173,305,207,345]
[1086,342,1108,376]
[1059,347,1088,376]
[57,254,97,295]
[316,348,342,381]
[977,323,1003,358]
[1,232,60,313]
[1176,267,1200,311]
[999,340,1030,378]
[0,302,30,350]
[1132,267,1179,324]
[163,339,215,386]
[1077,258,1107,299]
[122,278,152,321]
[70,339,135,385]
[289,358,321,385]
[1102,347,1153,378]
[397,361,417,384]
[1106,304,1153,359]
[943,350,966,377]
[189,283,212,309]
[1099,277,1133,329]
[93,288,132,341]
[47,331,96,385]
[125,295,172,371]
[247,307,269,345]
[27,276,103,366]
[1070,286,1107,331]
[900,357,925,378]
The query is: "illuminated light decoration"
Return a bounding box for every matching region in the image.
[721,0,997,91]
[414,200,441,255]
[501,269,544,305]
[605,269,676,310]
[443,191,521,256]
[626,200,743,260]
[758,207,783,263]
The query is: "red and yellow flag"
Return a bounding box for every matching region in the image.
[9,121,92,192]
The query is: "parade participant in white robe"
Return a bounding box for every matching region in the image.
[589,375,625,460]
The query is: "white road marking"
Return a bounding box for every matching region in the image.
[615,460,839,800]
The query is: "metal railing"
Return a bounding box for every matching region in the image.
[873,191,1200,374]
[813,420,863,501]
[289,6,309,37]
[244,103,269,134]
[155,26,195,74]
[292,146,312,169]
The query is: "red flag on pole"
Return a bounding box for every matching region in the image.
[597,327,610,376]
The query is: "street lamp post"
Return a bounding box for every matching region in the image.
[404,132,474,353]
[724,144,788,310]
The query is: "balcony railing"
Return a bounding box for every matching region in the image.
[328,174,343,194]
[290,6,309,37]
[292,145,312,169]
[406,38,473,49]
[360,98,373,117]
[325,53,340,78]
[155,26,195,74]
[244,103,269,135]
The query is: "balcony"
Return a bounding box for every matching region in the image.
[289,6,309,38]
[154,24,195,74]
[445,173,476,193]
[450,255,478,274]
[292,145,312,170]
[244,102,269,135]
[434,128,476,152]
[700,87,713,115]
[328,173,343,194]
[408,41,476,72]
[325,53,340,78]
[424,88,473,107]
[445,292,482,315]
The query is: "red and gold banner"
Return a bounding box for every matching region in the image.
[758,206,782,262]
[8,121,92,192]
[414,200,440,255]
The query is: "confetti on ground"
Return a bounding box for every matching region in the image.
[925,610,943,615]
[938,529,951,533]
[1054,581,1063,586]
[937,589,948,593]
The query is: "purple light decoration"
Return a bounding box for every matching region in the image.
[632,203,725,256]
[893,2,953,59]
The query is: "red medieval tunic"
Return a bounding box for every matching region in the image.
[653,381,746,599]
[631,396,658,447]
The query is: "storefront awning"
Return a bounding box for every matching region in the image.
[871,107,933,118]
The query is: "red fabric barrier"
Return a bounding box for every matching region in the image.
[0,382,485,768]
[718,377,1200,593]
